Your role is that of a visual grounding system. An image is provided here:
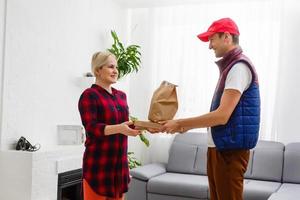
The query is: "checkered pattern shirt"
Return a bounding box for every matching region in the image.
[78,84,130,197]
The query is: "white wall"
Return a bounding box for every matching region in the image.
[126,10,150,164]
[0,0,128,150]
[1,0,300,155]
[274,0,300,144]
[0,0,6,149]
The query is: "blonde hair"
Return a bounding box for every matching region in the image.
[91,51,116,76]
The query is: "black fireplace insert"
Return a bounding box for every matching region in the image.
[57,168,83,200]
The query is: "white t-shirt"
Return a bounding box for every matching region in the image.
[207,62,252,147]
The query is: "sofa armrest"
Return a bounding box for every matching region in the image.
[130,163,166,181]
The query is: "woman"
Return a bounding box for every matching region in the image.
[78,51,141,200]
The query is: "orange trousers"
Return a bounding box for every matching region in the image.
[207,147,249,200]
[83,179,124,200]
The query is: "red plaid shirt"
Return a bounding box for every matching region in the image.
[78,84,130,197]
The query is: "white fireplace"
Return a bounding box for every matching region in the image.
[0,145,84,200]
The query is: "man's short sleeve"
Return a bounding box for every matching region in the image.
[225,62,252,94]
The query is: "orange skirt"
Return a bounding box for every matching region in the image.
[83,179,124,200]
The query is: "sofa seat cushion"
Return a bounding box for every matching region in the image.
[243,179,282,200]
[147,173,209,199]
[268,183,300,200]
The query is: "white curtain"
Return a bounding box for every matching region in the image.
[128,0,281,164]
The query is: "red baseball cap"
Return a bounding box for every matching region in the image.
[197,18,240,42]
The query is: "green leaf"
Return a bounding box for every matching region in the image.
[130,116,138,121]
[139,134,150,147]
[107,30,142,79]
[128,151,142,169]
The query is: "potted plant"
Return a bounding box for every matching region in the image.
[107,30,141,79]
[107,30,149,169]
[127,151,141,169]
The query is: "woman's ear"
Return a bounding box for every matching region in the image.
[94,68,101,77]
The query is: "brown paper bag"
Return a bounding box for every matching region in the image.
[134,81,178,130]
[148,81,178,122]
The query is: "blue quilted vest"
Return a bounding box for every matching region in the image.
[210,47,260,150]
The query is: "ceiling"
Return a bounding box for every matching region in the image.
[112,0,265,8]
[112,0,210,8]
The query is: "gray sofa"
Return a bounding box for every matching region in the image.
[127,132,300,200]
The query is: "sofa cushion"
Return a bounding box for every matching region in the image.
[246,140,284,182]
[148,193,203,200]
[167,142,197,174]
[255,140,284,149]
[194,146,207,175]
[172,132,207,146]
[147,173,209,199]
[127,178,147,200]
[267,183,300,200]
[282,143,300,183]
[244,150,254,178]
[243,179,281,200]
[167,132,207,174]
[130,163,166,181]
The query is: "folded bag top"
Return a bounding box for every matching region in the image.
[148,81,178,122]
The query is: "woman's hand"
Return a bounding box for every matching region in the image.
[120,121,142,136]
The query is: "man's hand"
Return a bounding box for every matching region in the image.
[161,120,182,134]
[146,127,163,134]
